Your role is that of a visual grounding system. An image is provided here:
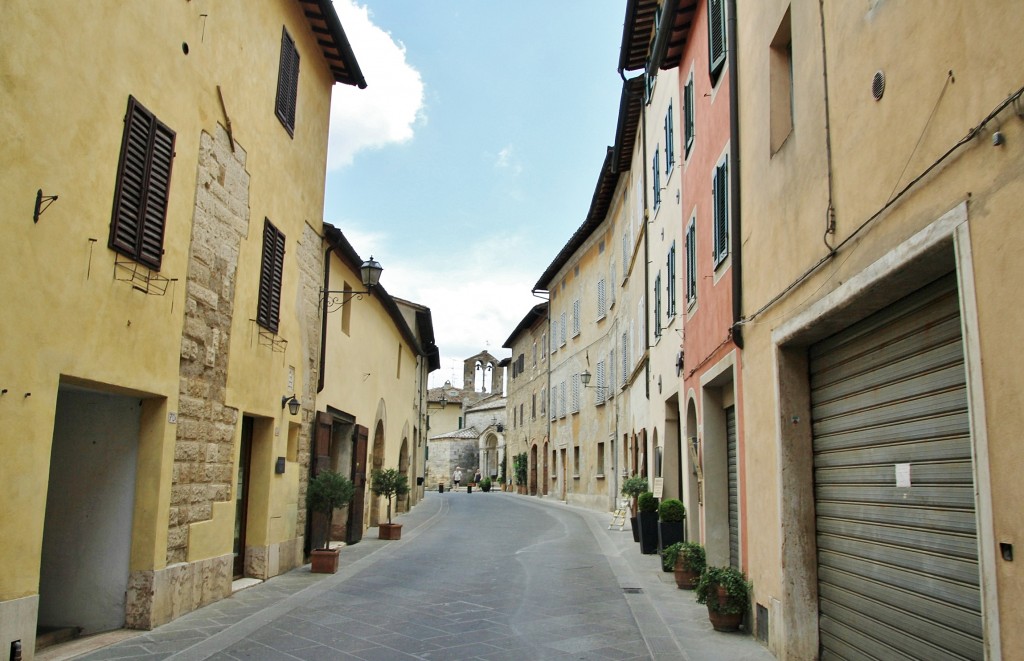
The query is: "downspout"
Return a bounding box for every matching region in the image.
[727,0,743,350]
[317,245,333,393]
[641,83,651,401]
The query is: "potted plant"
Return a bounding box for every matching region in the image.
[665,541,705,589]
[695,565,751,631]
[514,452,528,494]
[306,470,354,573]
[637,491,659,554]
[620,476,648,542]
[370,468,410,540]
[661,541,682,573]
[480,477,492,492]
[657,498,686,551]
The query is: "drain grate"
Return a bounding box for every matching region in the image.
[622,587,643,594]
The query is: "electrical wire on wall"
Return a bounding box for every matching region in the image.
[739,81,1024,328]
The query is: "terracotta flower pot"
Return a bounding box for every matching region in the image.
[707,584,743,631]
[378,523,402,540]
[673,558,700,590]
[310,548,339,574]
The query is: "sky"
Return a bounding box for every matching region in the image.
[325,1,627,388]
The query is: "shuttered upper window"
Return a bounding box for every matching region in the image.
[708,0,728,82]
[109,96,175,271]
[686,218,697,304]
[684,75,695,156]
[275,27,300,136]
[257,219,286,333]
[713,156,730,267]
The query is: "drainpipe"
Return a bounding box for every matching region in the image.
[727,0,743,350]
[317,245,333,393]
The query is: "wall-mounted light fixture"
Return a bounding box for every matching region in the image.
[321,256,383,313]
[281,394,300,415]
[580,369,604,396]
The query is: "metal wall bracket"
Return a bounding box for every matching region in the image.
[33,189,58,223]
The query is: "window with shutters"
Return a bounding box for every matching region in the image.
[275,27,300,136]
[622,231,630,271]
[551,319,558,353]
[572,299,580,337]
[571,373,580,414]
[653,273,662,339]
[560,311,567,346]
[597,278,607,320]
[532,392,536,419]
[664,101,675,175]
[532,341,537,366]
[684,74,695,157]
[610,264,617,307]
[550,387,556,421]
[713,155,730,267]
[595,360,606,406]
[559,381,567,418]
[109,96,175,271]
[708,0,728,83]
[257,219,286,333]
[652,148,661,210]
[686,218,698,305]
[667,242,677,318]
[621,332,629,385]
[542,332,548,360]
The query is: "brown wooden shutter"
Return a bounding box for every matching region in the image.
[110,96,175,270]
[275,27,299,136]
[257,219,285,332]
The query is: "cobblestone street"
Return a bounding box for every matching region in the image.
[56,492,773,661]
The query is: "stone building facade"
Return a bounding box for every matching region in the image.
[0,1,367,653]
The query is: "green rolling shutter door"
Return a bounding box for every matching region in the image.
[809,274,983,660]
[726,405,738,569]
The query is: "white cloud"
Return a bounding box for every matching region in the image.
[328,1,425,170]
[494,144,523,176]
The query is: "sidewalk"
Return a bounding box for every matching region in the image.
[48,491,775,661]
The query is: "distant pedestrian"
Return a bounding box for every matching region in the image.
[453,468,462,491]
[474,469,481,485]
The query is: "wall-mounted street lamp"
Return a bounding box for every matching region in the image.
[321,256,383,313]
[580,369,603,394]
[282,394,300,415]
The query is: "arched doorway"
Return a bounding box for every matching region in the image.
[397,438,409,513]
[529,443,538,495]
[685,397,701,542]
[368,421,384,527]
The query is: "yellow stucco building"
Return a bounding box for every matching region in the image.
[315,225,438,545]
[1,1,366,655]
[737,1,1024,658]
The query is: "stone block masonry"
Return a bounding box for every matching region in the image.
[168,124,247,566]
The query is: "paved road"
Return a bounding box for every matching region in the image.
[66,492,775,661]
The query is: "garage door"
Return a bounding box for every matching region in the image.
[726,405,738,569]
[810,274,982,660]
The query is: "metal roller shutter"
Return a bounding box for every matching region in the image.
[726,405,738,569]
[810,274,982,661]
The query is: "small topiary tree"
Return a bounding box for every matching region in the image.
[370,468,410,525]
[637,491,658,513]
[306,470,354,550]
[620,476,649,513]
[658,498,685,522]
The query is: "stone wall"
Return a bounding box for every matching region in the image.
[425,437,479,489]
[169,125,248,564]
[295,223,324,544]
